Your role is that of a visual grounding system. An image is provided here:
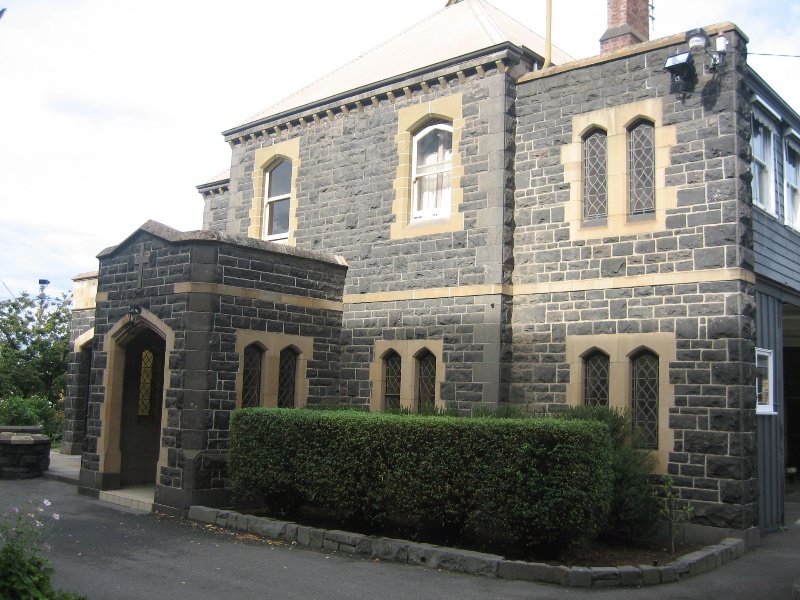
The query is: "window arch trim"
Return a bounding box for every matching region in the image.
[249,137,300,246]
[234,330,312,409]
[391,94,464,240]
[370,340,444,412]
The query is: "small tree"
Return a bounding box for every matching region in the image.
[659,474,694,554]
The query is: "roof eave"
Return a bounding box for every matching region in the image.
[222,41,538,138]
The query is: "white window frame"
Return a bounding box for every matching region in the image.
[263,160,291,242]
[756,347,776,415]
[785,135,800,230]
[751,114,775,215]
[411,122,453,221]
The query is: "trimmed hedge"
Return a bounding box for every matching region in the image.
[229,409,613,554]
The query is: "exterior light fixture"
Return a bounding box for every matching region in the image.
[685,27,728,72]
[664,51,697,97]
[686,28,710,51]
[128,305,142,324]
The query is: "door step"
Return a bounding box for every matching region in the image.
[99,486,155,512]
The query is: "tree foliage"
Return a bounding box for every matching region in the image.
[0,292,71,403]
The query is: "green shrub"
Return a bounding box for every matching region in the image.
[0,396,61,439]
[230,408,613,555]
[554,405,660,545]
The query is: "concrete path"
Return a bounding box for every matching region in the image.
[10,458,798,599]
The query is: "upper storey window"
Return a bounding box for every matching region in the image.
[751,118,774,213]
[628,120,655,215]
[263,159,292,242]
[583,129,608,220]
[412,123,453,221]
[786,145,800,229]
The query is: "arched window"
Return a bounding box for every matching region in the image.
[383,351,402,411]
[138,349,155,417]
[416,350,437,413]
[584,350,609,407]
[628,120,655,215]
[632,350,659,448]
[263,159,292,241]
[412,122,452,221]
[277,347,299,408]
[242,344,263,408]
[583,129,608,220]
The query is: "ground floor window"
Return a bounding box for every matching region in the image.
[632,351,659,448]
[756,348,775,414]
[384,351,402,410]
[417,350,437,413]
[584,350,609,407]
[278,347,299,408]
[242,344,263,408]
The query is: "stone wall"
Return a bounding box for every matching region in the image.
[79,223,346,513]
[62,305,96,454]
[511,29,757,529]
[209,56,521,408]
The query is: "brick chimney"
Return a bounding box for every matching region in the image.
[600,0,650,53]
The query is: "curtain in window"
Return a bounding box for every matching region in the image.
[414,127,452,218]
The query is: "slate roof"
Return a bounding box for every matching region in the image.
[233,0,572,130]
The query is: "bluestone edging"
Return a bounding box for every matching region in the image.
[187,506,746,587]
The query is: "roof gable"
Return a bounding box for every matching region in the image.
[232,0,571,130]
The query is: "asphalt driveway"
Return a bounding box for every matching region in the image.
[2,477,799,600]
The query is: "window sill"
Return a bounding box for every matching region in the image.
[407,215,451,229]
[580,217,608,229]
[627,211,656,224]
[756,409,778,416]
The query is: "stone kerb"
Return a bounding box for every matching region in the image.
[188,506,747,587]
[0,426,51,479]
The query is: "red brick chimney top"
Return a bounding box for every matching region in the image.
[600,0,650,54]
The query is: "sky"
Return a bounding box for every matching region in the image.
[1,0,799,300]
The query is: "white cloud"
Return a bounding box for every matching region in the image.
[1,0,798,299]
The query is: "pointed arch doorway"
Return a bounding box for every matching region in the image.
[120,328,165,486]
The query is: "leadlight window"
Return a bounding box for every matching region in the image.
[277,347,298,408]
[384,351,402,411]
[786,146,800,229]
[138,349,154,417]
[628,121,655,215]
[416,350,437,413]
[263,159,292,241]
[751,119,773,212]
[242,344,263,408]
[632,351,659,449]
[584,351,609,407]
[412,123,452,221]
[756,348,775,414]
[583,129,608,220]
